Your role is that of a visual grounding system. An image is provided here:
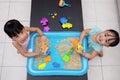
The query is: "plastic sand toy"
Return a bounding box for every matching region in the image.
[62,47,74,62]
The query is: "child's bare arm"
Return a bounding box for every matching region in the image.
[25,27,47,41]
[12,42,41,57]
[78,50,98,60]
[25,27,44,36]
[79,29,91,44]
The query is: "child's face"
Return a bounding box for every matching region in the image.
[12,29,28,43]
[96,30,115,47]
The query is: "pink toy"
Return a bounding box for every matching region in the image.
[40,17,48,26]
[44,26,50,32]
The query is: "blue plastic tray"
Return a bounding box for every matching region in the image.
[27,32,88,76]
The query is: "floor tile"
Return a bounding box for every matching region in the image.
[88,66,103,80]
[89,57,102,66]
[10,0,31,2]
[21,21,30,26]
[0,0,9,1]
[94,0,116,3]
[0,43,5,66]
[0,67,1,77]
[1,67,27,80]
[102,44,120,66]
[1,21,10,43]
[5,35,12,43]
[95,1,118,22]
[102,66,120,80]
[8,2,31,21]
[3,43,26,67]
[0,2,9,21]
[83,21,97,29]
[96,21,119,31]
[82,1,97,22]
[0,21,6,28]
[0,28,6,43]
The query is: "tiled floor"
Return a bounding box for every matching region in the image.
[0,0,120,80]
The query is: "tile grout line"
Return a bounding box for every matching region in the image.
[89,65,120,66]
[93,0,97,27]
[0,0,11,79]
[0,1,30,3]
[1,66,25,67]
[94,0,104,80]
[100,58,104,80]
[115,0,120,33]
[0,41,6,80]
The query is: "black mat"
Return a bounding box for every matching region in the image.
[30,0,83,31]
[27,0,87,80]
[27,74,88,80]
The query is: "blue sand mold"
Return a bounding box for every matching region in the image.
[60,17,68,24]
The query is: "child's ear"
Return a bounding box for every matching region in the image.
[106,45,109,47]
[11,37,15,41]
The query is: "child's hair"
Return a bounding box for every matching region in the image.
[108,29,119,47]
[4,19,24,38]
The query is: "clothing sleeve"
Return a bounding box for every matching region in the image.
[89,26,102,35]
[92,44,103,53]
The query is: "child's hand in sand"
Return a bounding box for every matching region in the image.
[75,50,84,57]
[77,50,83,55]
[75,42,83,52]
[40,35,48,41]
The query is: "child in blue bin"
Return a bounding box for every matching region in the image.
[76,27,119,60]
[4,19,48,57]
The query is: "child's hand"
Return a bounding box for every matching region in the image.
[39,52,43,55]
[78,40,82,45]
[40,35,47,41]
[75,42,83,53]
[76,51,84,56]
[75,49,82,54]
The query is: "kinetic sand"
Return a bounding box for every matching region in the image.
[34,37,82,70]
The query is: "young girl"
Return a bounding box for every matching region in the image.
[4,19,47,57]
[76,27,119,60]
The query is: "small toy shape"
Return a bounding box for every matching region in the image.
[40,17,48,26]
[50,13,54,16]
[48,13,51,16]
[58,0,71,7]
[54,13,57,16]
[62,47,74,62]
[62,23,72,29]
[40,42,49,55]
[76,44,84,53]
[51,16,55,19]
[68,16,71,20]
[52,62,60,68]
[46,50,51,55]
[44,26,50,32]
[38,63,46,70]
[42,44,48,53]
[43,56,51,63]
[48,12,57,19]
[60,17,68,24]
[72,39,79,47]
[77,44,84,50]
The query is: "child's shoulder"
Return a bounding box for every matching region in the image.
[89,27,102,34]
[12,41,22,47]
